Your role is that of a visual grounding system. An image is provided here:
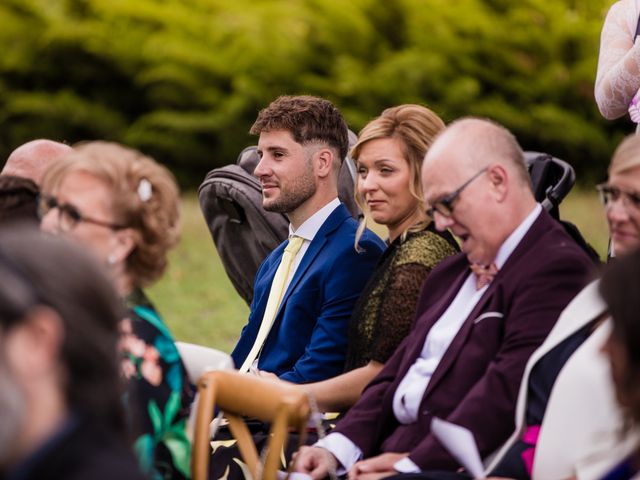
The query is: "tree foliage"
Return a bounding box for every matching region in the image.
[0,0,623,185]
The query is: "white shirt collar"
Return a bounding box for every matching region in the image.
[288,197,341,242]
[493,203,542,269]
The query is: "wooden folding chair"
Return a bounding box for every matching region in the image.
[192,370,311,480]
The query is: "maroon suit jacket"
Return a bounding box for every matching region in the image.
[332,209,593,470]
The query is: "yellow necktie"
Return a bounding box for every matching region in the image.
[239,235,305,373]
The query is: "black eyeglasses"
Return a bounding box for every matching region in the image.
[426,167,488,218]
[596,183,640,211]
[37,194,127,233]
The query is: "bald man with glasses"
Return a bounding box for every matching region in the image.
[293,118,594,479]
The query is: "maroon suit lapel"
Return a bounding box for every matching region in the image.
[421,209,550,399]
[400,263,470,379]
[422,282,493,398]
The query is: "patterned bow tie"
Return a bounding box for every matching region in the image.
[469,262,498,290]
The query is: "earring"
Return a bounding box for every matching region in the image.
[107,254,117,265]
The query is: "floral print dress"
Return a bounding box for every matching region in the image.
[120,289,193,480]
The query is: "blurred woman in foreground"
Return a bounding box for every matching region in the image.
[0,226,145,480]
[599,249,640,480]
[39,141,192,480]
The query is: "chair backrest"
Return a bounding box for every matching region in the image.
[524,151,575,218]
[524,151,601,263]
[198,163,289,306]
[193,370,311,480]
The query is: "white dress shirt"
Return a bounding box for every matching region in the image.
[317,204,543,473]
[283,197,340,294]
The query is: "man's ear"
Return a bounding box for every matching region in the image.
[15,307,64,378]
[112,228,137,265]
[314,148,335,179]
[488,164,509,201]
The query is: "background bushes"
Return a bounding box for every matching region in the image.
[0,0,626,186]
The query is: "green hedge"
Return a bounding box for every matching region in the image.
[0,0,626,186]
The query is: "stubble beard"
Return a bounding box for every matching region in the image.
[263,164,317,214]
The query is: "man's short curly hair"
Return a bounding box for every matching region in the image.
[250,95,349,161]
[41,141,180,288]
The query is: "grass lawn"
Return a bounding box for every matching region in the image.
[561,186,609,258]
[149,188,609,354]
[147,194,249,353]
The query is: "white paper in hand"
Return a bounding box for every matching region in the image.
[276,471,313,480]
[431,417,484,479]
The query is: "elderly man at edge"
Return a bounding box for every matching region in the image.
[0,140,72,223]
[2,139,72,184]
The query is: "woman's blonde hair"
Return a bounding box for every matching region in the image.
[351,104,445,246]
[610,134,640,177]
[41,141,180,288]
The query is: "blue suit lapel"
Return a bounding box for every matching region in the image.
[274,204,349,320]
[253,243,286,308]
[231,241,286,365]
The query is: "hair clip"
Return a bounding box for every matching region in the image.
[138,178,152,202]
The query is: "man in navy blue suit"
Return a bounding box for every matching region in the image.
[231,95,385,383]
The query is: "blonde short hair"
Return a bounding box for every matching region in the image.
[610,134,640,177]
[41,141,180,287]
[351,104,445,244]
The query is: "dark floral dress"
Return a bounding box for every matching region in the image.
[345,224,458,370]
[120,289,193,480]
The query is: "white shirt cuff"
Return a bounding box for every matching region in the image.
[393,456,421,473]
[315,432,363,474]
